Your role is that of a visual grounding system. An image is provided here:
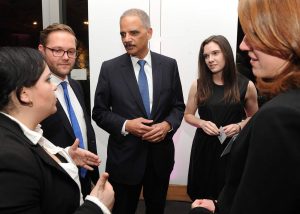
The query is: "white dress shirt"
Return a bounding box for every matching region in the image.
[121,51,153,135]
[51,74,88,149]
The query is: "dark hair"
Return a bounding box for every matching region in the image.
[0,47,45,110]
[239,0,300,96]
[197,35,239,104]
[40,23,77,46]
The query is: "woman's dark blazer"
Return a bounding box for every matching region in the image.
[0,113,103,214]
[189,88,300,214]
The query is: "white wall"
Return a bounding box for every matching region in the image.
[88,0,238,185]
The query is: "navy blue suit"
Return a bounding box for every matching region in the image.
[93,52,185,213]
[41,78,99,197]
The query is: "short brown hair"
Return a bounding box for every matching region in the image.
[39,23,77,46]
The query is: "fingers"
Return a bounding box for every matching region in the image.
[96,172,109,191]
[70,138,80,150]
[82,164,94,171]
[85,151,101,162]
[90,172,111,200]
[80,154,101,167]
[142,124,166,142]
[203,122,219,135]
[191,199,203,208]
[223,124,239,136]
[126,118,154,136]
[81,156,100,170]
[141,118,153,126]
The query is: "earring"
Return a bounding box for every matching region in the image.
[28,100,33,107]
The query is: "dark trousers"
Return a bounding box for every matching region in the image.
[110,153,170,214]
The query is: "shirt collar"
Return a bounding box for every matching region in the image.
[0,112,42,145]
[131,51,152,67]
[50,74,69,87]
[0,112,64,154]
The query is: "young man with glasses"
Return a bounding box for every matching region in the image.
[38,23,99,199]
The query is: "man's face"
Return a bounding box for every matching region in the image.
[120,15,152,59]
[39,31,76,80]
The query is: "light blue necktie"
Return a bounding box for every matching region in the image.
[137,60,150,118]
[61,81,87,178]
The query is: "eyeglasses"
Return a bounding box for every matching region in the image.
[45,46,78,58]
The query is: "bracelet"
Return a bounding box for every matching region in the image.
[237,123,242,132]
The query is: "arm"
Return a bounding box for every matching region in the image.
[228,107,300,213]
[68,139,101,170]
[0,142,42,213]
[162,59,186,131]
[92,62,128,137]
[93,61,153,138]
[223,80,258,137]
[184,80,219,136]
[74,172,114,214]
[142,59,185,142]
[240,80,258,128]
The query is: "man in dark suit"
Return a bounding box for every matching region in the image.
[38,23,99,197]
[92,8,185,214]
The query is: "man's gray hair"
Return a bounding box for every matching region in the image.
[120,8,151,28]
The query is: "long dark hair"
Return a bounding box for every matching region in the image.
[197,35,240,104]
[0,47,45,110]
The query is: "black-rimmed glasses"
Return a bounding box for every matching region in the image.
[45,46,78,58]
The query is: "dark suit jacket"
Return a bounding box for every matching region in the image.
[41,78,99,196]
[0,113,103,214]
[92,52,185,185]
[189,88,300,214]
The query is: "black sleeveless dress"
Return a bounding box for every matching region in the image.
[187,74,249,200]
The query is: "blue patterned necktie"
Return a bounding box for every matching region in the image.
[61,81,87,178]
[137,60,150,118]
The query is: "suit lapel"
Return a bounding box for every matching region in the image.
[68,79,91,136]
[69,79,85,110]
[120,54,148,117]
[30,143,70,176]
[150,52,162,118]
[56,100,75,138]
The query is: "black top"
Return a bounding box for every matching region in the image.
[188,74,249,200]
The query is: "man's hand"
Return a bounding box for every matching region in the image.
[69,139,101,170]
[90,172,115,211]
[125,117,154,137]
[142,121,171,143]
